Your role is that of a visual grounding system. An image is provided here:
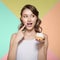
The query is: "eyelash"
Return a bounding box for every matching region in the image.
[23,16,28,18]
[32,15,35,17]
[23,15,35,18]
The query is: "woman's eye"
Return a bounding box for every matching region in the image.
[23,15,28,18]
[31,15,35,17]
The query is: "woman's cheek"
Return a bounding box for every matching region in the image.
[33,20,36,25]
[23,21,27,26]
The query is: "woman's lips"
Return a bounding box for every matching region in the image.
[27,23,32,27]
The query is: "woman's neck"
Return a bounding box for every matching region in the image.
[24,29,36,40]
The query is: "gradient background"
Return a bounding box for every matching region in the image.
[0,0,60,60]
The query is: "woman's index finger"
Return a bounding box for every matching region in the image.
[20,25,25,31]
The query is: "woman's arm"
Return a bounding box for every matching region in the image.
[38,34,48,60]
[7,33,18,60]
[7,25,25,60]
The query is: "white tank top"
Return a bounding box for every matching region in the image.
[16,39,39,60]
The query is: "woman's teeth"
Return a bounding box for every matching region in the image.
[27,23,32,26]
[27,23,32,25]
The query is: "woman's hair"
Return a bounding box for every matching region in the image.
[18,4,42,33]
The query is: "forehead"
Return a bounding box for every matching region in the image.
[22,8,33,15]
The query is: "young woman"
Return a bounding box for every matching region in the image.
[7,4,48,60]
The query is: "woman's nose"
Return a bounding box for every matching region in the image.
[27,17,31,22]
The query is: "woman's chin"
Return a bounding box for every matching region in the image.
[26,27,34,31]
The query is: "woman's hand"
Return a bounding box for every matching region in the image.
[43,33,48,49]
[10,25,25,45]
[36,33,48,49]
[15,25,25,44]
[38,33,48,60]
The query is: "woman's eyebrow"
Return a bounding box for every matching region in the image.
[22,13,33,15]
[22,11,36,16]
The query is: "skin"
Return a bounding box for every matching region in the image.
[7,8,48,60]
[21,8,37,31]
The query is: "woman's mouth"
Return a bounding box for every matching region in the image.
[27,23,32,27]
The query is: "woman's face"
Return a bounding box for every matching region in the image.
[21,8,37,31]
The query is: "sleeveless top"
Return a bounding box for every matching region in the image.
[16,39,39,60]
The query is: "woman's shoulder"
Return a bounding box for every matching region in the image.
[11,33,17,38]
[10,33,17,43]
[10,33,18,40]
[12,33,17,36]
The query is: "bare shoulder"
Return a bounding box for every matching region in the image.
[11,33,17,37]
[10,33,17,43]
